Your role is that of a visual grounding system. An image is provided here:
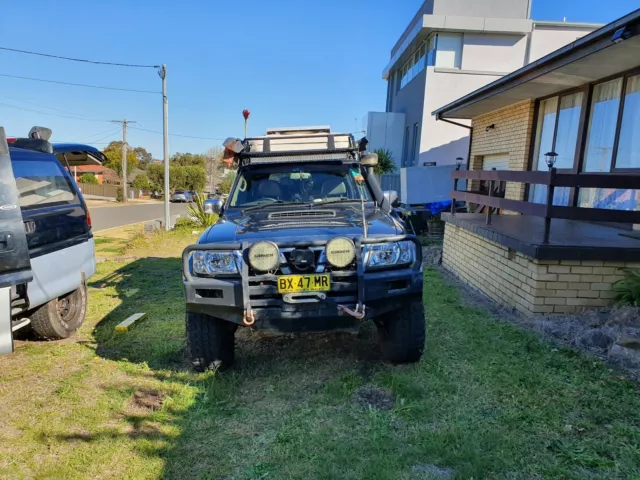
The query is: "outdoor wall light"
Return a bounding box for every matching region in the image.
[485,124,495,132]
[545,151,558,170]
[612,26,633,44]
[455,157,464,170]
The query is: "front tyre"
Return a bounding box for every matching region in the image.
[378,300,425,364]
[30,285,87,340]
[186,312,236,371]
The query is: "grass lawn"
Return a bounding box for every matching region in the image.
[1,229,639,479]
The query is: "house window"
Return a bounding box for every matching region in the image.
[435,33,463,69]
[530,91,583,205]
[398,35,436,90]
[579,74,640,211]
[615,74,640,170]
[583,78,623,173]
[412,123,420,166]
[402,125,410,167]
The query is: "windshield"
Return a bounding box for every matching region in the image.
[229,163,373,208]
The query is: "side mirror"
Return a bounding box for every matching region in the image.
[205,198,223,215]
[383,190,398,206]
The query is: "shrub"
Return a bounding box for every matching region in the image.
[187,193,218,228]
[613,269,640,306]
[80,173,98,184]
[372,148,398,176]
[174,216,199,230]
[116,187,123,202]
[132,173,150,190]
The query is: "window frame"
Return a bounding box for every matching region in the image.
[532,66,640,174]
[527,66,640,206]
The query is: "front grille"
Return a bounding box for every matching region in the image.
[268,210,336,219]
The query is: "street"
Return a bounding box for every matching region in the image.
[90,202,189,231]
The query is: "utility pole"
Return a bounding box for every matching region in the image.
[110,119,136,202]
[159,64,170,230]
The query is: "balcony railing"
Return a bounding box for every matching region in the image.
[450,169,640,243]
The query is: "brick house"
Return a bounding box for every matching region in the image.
[432,9,640,316]
[72,165,120,185]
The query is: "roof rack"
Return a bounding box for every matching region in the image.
[238,131,357,166]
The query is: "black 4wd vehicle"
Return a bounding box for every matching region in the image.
[182,127,424,370]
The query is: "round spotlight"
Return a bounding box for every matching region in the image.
[248,241,280,271]
[325,237,356,268]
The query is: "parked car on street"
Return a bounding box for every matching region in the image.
[171,190,193,203]
[7,129,97,339]
[182,127,425,370]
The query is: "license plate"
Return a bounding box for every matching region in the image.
[277,274,330,293]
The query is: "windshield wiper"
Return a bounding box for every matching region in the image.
[309,198,361,207]
[241,200,308,213]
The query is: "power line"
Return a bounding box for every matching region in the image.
[0,101,108,122]
[75,127,122,143]
[0,72,159,94]
[2,95,100,119]
[130,125,225,141]
[0,46,160,69]
[1,96,107,121]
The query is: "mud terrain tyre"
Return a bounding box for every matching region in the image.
[186,312,236,371]
[378,300,425,364]
[30,285,87,339]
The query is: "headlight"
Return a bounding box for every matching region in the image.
[364,241,416,270]
[326,237,356,268]
[248,241,280,272]
[192,250,240,275]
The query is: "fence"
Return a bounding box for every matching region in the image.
[77,182,119,199]
[450,169,640,243]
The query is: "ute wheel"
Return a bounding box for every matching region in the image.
[30,285,87,340]
[378,300,425,364]
[186,312,237,371]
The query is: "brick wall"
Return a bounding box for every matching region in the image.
[469,100,535,200]
[442,223,637,316]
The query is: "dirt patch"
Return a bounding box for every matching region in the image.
[132,390,164,410]
[353,386,395,411]
[411,464,454,479]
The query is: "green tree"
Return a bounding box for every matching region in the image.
[132,173,150,190]
[133,147,153,169]
[79,173,98,184]
[170,165,187,191]
[147,163,164,190]
[184,165,206,192]
[218,172,236,195]
[103,141,139,177]
[171,152,206,167]
[372,149,398,175]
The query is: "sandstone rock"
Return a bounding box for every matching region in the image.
[578,329,613,351]
[608,344,640,368]
[616,334,640,350]
[606,307,640,326]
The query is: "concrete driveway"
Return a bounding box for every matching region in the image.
[90,202,189,231]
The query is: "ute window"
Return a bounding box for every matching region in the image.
[229,165,372,207]
[11,158,78,209]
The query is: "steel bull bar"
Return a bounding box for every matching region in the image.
[182,235,422,326]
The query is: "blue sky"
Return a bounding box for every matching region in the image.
[1,0,637,158]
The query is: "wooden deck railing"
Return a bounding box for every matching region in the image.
[450,169,640,243]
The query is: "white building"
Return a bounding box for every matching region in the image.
[365,0,600,203]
